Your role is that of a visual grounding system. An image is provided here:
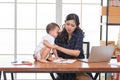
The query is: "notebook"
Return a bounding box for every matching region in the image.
[81,46,115,63]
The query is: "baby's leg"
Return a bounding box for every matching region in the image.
[40,47,51,63]
[47,53,53,61]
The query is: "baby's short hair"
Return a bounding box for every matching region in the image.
[46,22,60,33]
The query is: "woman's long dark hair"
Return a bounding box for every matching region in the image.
[59,13,84,42]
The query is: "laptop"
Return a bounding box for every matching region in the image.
[81,46,115,63]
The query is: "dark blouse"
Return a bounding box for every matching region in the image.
[54,31,85,80]
[55,31,85,59]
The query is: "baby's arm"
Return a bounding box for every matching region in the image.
[43,40,55,49]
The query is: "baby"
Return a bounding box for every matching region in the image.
[33,22,60,63]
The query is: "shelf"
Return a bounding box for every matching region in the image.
[100,0,120,79]
[107,23,120,25]
[100,1,120,45]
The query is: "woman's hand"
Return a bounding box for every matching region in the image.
[53,44,80,57]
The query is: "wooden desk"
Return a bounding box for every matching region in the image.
[2,59,120,80]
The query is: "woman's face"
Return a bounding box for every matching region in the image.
[65,20,77,35]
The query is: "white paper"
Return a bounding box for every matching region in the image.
[53,59,76,64]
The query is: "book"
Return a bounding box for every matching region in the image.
[11,61,32,65]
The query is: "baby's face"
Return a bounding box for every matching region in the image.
[50,26,59,38]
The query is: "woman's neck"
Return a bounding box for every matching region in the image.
[68,34,72,40]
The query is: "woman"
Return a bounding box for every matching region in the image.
[54,13,92,80]
[55,13,84,59]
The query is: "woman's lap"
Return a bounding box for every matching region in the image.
[56,73,93,80]
[76,73,93,80]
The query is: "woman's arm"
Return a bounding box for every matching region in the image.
[55,45,80,57]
